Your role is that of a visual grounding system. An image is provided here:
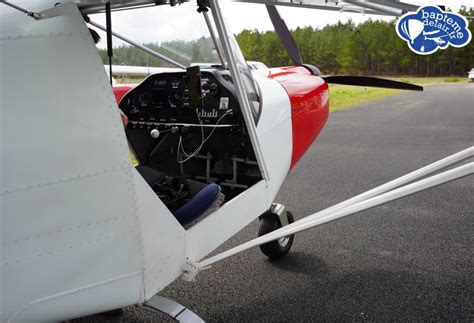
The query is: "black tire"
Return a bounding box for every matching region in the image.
[258,211,294,259]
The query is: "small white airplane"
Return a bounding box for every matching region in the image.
[422,30,449,45]
[1,0,472,322]
[426,36,447,44]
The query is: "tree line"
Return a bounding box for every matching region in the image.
[100,7,473,76]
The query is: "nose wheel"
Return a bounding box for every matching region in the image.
[258,208,295,259]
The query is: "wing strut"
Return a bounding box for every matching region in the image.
[0,0,42,18]
[0,1,75,19]
[182,147,474,281]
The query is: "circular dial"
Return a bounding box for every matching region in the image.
[138,92,152,105]
[169,91,181,107]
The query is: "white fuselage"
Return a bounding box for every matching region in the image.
[0,1,292,321]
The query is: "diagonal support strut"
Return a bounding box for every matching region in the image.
[182,147,474,281]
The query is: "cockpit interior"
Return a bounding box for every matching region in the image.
[119,66,262,227]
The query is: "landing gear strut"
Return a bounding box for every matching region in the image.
[258,204,294,259]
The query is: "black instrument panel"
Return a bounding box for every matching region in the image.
[119,70,240,126]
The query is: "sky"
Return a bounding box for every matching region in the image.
[91,0,472,49]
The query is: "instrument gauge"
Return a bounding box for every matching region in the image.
[138,92,152,106]
[129,107,140,115]
[171,80,180,89]
[169,91,181,107]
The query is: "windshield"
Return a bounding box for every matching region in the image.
[92,2,261,118]
[93,3,222,68]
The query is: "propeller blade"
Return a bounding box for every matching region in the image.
[266,5,304,66]
[322,76,423,91]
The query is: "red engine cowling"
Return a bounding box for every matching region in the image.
[268,66,329,169]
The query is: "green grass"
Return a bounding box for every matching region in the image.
[329,86,399,112]
[329,76,464,112]
[388,76,463,85]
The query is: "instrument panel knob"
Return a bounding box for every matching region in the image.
[150,128,160,139]
[210,83,219,95]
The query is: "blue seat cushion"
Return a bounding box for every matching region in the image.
[174,183,221,225]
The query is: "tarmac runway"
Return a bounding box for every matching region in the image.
[78,82,473,322]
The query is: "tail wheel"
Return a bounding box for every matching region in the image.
[258,211,295,259]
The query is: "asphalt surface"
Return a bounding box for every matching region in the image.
[77,83,473,322]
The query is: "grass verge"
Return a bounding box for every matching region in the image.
[329,86,398,113]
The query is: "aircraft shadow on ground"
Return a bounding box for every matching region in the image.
[264,251,330,276]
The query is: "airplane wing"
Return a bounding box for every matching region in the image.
[3,0,420,21]
[76,0,166,15]
[232,0,420,16]
[75,0,419,16]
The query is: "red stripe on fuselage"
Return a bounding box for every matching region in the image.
[268,66,329,169]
